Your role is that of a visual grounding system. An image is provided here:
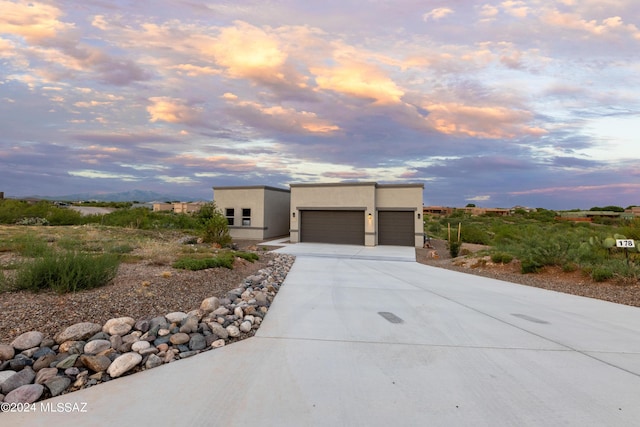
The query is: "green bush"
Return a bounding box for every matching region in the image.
[173,253,235,270]
[448,241,461,258]
[106,244,135,254]
[491,252,513,264]
[234,251,259,262]
[521,258,543,274]
[12,252,120,293]
[590,267,614,282]
[202,215,231,246]
[8,234,51,257]
[45,207,84,226]
[461,225,491,245]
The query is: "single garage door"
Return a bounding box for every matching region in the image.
[300,210,364,245]
[378,211,414,246]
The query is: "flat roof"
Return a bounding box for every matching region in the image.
[289,182,423,189]
[213,185,290,193]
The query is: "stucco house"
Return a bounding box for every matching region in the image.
[214,182,424,247]
[213,186,291,240]
[290,182,423,247]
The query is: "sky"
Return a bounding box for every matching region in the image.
[1,0,639,210]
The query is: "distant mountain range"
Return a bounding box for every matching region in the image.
[27,190,207,203]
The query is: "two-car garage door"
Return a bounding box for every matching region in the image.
[300,210,364,245]
[300,210,415,246]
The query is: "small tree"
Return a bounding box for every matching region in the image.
[198,203,232,246]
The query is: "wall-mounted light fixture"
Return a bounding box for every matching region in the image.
[292,212,296,218]
[368,212,372,220]
[417,213,421,219]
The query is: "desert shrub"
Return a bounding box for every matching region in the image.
[12,252,120,293]
[520,258,543,274]
[448,241,461,258]
[234,251,259,262]
[149,212,201,230]
[8,234,51,257]
[45,207,84,226]
[512,233,572,270]
[201,215,231,246]
[461,225,491,245]
[491,252,513,264]
[173,253,235,270]
[106,244,135,254]
[590,267,614,282]
[15,217,50,226]
[562,262,578,273]
[0,271,8,292]
[99,208,154,229]
[427,222,441,235]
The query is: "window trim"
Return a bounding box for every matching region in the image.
[242,208,251,226]
[225,208,235,226]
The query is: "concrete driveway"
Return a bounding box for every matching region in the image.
[4,244,640,426]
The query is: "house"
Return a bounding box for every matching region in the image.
[213,185,291,241]
[289,182,424,247]
[152,203,173,212]
[214,182,424,247]
[173,202,206,214]
[152,202,205,213]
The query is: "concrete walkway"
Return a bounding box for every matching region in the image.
[4,244,640,426]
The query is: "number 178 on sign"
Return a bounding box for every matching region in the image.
[616,239,636,248]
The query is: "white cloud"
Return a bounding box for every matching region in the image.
[423,8,454,21]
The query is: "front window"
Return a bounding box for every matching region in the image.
[242,208,251,226]
[225,208,234,226]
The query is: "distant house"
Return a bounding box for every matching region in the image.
[423,206,453,216]
[152,201,205,213]
[173,202,206,214]
[461,207,510,216]
[423,205,511,217]
[152,203,173,212]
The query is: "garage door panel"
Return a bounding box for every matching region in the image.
[378,211,414,246]
[301,211,364,245]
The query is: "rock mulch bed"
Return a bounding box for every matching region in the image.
[0,254,295,406]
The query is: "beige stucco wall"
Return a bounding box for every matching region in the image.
[263,188,291,238]
[153,203,173,212]
[213,186,290,241]
[376,185,424,247]
[290,182,377,246]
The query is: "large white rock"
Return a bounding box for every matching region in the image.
[84,339,112,355]
[103,317,135,336]
[165,312,187,324]
[239,321,252,333]
[107,353,142,378]
[55,322,102,344]
[4,384,44,404]
[11,331,44,351]
[207,322,229,340]
[0,344,15,361]
[226,325,240,338]
[200,297,220,313]
[131,341,150,352]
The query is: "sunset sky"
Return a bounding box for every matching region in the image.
[1,0,639,209]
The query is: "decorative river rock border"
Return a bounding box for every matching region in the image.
[0,254,295,406]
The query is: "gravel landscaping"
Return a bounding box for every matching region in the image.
[417,239,640,308]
